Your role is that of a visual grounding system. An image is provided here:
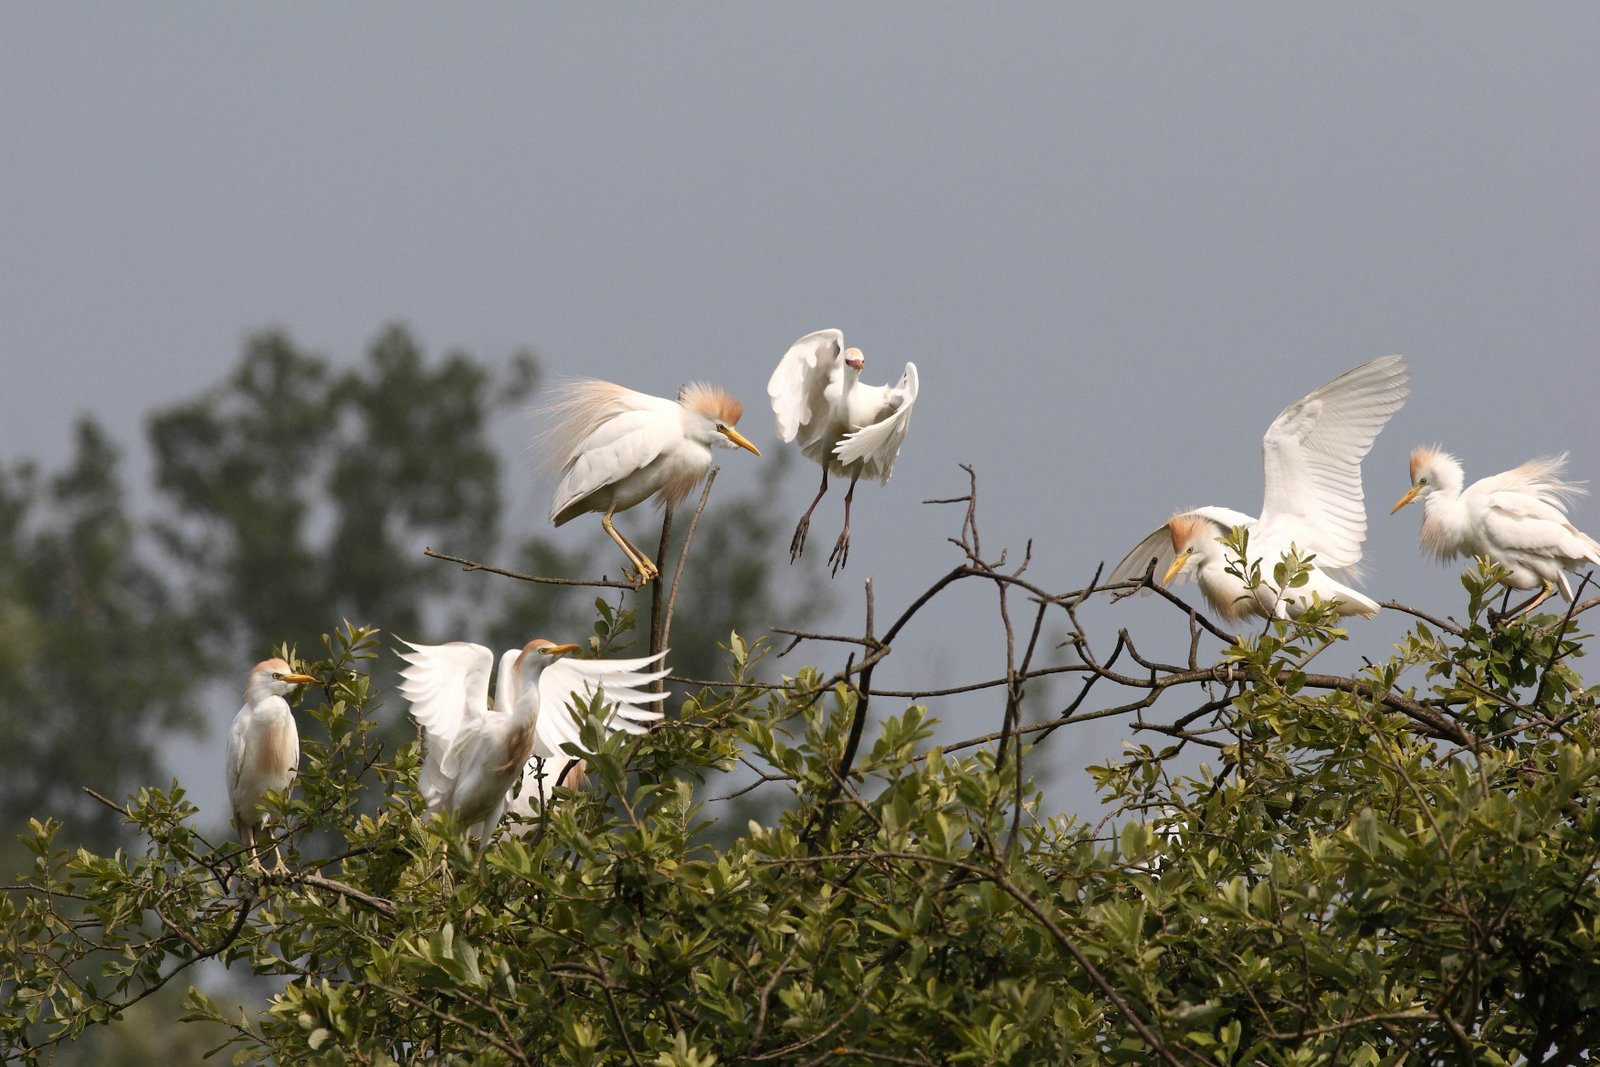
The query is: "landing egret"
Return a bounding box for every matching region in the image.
[225,657,316,872]
[1393,448,1600,616]
[398,638,666,852]
[542,380,761,582]
[768,329,919,574]
[1110,354,1410,620]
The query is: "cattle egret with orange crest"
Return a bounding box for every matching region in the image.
[768,328,919,574]
[541,380,761,583]
[1393,447,1600,617]
[398,638,666,853]
[1110,355,1410,620]
[225,657,317,873]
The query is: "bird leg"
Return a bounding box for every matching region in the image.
[602,507,659,583]
[790,470,830,562]
[1492,580,1558,625]
[827,474,861,576]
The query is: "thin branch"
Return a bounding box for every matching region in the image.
[423,547,639,589]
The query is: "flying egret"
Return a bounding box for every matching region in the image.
[397,638,667,853]
[1109,354,1410,620]
[768,328,919,574]
[541,380,761,583]
[225,657,317,873]
[1392,447,1600,616]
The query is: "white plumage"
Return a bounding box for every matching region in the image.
[1110,355,1410,620]
[225,657,316,872]
[540,379,760,583]
[1393,447,1600,616]
[768,328,919,573]
[398,638,667,852]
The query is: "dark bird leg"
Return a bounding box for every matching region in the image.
[791,469,829,562]
[828,473,861,576]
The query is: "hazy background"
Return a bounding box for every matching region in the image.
[4,5,1597,818]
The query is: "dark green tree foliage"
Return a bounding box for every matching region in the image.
[148,326,535,661]
[0,421,201,851]
[7,500,1600,1064]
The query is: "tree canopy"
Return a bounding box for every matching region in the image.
[5,480,1599,1065]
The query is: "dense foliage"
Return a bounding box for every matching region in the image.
[5,499,1599,1064]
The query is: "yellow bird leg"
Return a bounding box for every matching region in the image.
[602,507,659,583]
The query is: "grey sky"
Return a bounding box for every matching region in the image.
[4,6,1598,818]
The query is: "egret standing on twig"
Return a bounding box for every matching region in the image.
[1109,354,1410,620]
[225,657,317,873]
[540,380,761,583]
[398,638,667,853]
[1392,448,1600,617]
[768,329,919,574]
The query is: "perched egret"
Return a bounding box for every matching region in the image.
[225,657,316,872]
[1109,354,1410,620]
[542,380,761,582]
[1393,447,1600,616]
[398,638,667,852]
[768,328,919,573]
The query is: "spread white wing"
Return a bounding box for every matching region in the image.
[768,328,845,444]
[1257,354,1410,569]
[1108,506,1256,589]
[833,361,919,482]
[396,640,495,804]
[534,649,670,761]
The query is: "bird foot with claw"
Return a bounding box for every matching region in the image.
[827,531,850,576]
[790,518,810,563]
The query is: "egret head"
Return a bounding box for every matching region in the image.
[515,638,581,673]
[680,382,761,456]
[247,657,317,699]
[1163,513,1221,584]
[843,347,865,371]
[1393,445,1463,513]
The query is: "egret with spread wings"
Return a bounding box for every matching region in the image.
[1393,448,1600,617]
[1109,355,1410,620]
[541,380,761,583]
[768,329,919,574]
[225,657,317,873]
[398,638,667,853]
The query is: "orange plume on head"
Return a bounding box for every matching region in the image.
[1165,512,1218,552]
[679,382,744,426]
[1409,445,1444,483]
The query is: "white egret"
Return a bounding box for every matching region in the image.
[225,657,317,872]
[1392,447,1600,616]
[398,638,667,852]
[542,380,761,583]
[768,328,919,573]
[1109,354,1410,620]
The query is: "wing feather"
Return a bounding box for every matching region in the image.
[534,650,670,761]
[832,362,919,481]
[768,329,844,443]
[396,640,495,793]
[1257,354,1410,569]
[549,408,677,522]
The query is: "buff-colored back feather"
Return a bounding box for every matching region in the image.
[534,379,657,474]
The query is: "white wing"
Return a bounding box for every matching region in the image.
[534,649,670,761]
[1257,354,1410,570]
[224,704,250,812]
[549,404,680,523]
[396,640,495,790]
[1107,506,1256,589]
[833,362,919,482]
[768,329,844,443]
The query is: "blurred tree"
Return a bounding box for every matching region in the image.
[148,325,536,662]
[0,420,202,853]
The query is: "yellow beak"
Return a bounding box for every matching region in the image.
[1391,485,1422,514]
[539,643,581,656]
[719,425,762,456]
[280,673,317,685]
[1162,549,1194,586]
